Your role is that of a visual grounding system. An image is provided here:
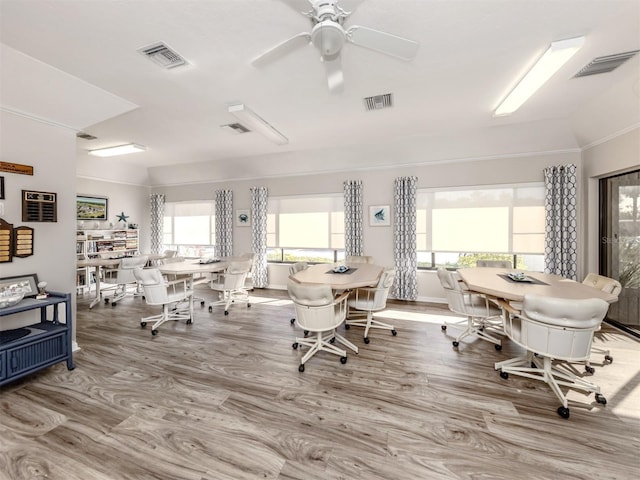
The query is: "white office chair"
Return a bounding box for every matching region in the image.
[437,268,504,350]
[494,294,610,419]
[208,259,252,315]
[288,279,355,372]
[239,252,256,291]
[102,255,149,306]
[581,273,622,370]
[346,255,374,264]
[133,267,194,336]
[476,260,512,268]
[345,267,397,344]
[288,262,309,325]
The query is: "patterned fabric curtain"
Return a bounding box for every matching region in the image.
[393,176,418,300]
[149,193,165,255]
[250,186,268,288]
[343,179,363,257]
[215,189,233,258]
[544,164,578,279]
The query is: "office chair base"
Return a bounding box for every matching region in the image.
[443,315,503,348]
[140,301,192,335]
[293,331,348,370]
[495,352,606,417]
[346,312,396,343]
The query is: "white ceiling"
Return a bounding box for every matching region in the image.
[1,0,639,185]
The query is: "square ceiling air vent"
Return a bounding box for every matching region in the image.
[220,123,251,134]
[574,50,639,78]
[364,93,393,111]
[138,42,188,69]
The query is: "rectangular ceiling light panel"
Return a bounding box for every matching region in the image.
[88,143,146,157]
[494,36,585,116]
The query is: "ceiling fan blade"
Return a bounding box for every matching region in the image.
[251,32,312,67]
[279,0,315,15]
[347,25,419,60]
[323,53,344,94]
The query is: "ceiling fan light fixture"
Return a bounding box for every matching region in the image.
[311,21,346,57]
[88,143,146,157]
[228,104,288,145]
[494,36,585,116]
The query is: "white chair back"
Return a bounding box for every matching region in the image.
[115,255,149,284]
[133,267,169,305]
[222,260,252,290]
[288,279,347,332]
[506,294,609,362]
[582,273,622,297]
[289,262,309,275]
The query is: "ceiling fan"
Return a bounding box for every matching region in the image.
[251,0,419,93]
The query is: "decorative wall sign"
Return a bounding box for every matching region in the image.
[13,226,34,258]
[369,205,390,226]
[0,218,13,263]
[22,190,57,222]
[0,176,4,199]
[0,161,33,175]
[236,209,250,226]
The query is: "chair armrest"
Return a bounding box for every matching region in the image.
[497,298,519,315]
[334,290,351,304]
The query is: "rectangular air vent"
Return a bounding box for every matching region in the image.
[364,93,393,111]
[138,42,187,69]
[76,132,97,140]
[220,123,251,134]
[574,50,639,78]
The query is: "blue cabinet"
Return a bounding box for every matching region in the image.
[0,292,75,386]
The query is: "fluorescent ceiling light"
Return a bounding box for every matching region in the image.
[88,143,147,157]
[494,36,585,116]
[228,103,288,145]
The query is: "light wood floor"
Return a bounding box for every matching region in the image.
[1,287,639,480]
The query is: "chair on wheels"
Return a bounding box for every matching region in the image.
[287,278,355,372]
[239,252,256,291]
[581,273,622,370]
[494,294,610,419]
[437,268,504,349]
[288,262,309,325]
[346,255,374,264]
[133,267,194,336]
[207,259,252,315]
[345,267,396,344]
[102,255,149,306]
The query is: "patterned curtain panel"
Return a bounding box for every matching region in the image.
[544,164,578,279]
[149,193,165,255]
[343,179,363,257]
[215,189,233,258]
[393,176,418,300]
[250,186,269,288]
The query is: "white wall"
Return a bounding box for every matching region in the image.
[0,111,77,335]
[152,150,581,301]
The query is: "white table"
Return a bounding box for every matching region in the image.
[289,262,383,290]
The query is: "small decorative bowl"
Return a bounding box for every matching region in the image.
[0,288,25,309]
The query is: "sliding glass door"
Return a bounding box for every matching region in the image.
[600,169,640,329]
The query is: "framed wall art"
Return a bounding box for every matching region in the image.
[77,195,108,221]
[236,209,250,227]
[0,273,39,298]
[369,205,390,226]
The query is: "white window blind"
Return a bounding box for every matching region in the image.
[164,201,215,246]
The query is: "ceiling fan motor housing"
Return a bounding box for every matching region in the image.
[311,20,346,57]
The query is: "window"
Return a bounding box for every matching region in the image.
[417,183,545,270]
[164,201,215,257]
[267,194,344,263]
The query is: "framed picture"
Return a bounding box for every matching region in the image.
[369,205,390,226]
[236,209,250,227]
[0,176,4,199]
[0,273,39,298]
[77,195,108,221]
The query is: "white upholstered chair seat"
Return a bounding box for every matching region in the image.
[208,259,252,315]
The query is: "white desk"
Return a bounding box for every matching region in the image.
[457,268,618,304]
[290,263,383,290]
